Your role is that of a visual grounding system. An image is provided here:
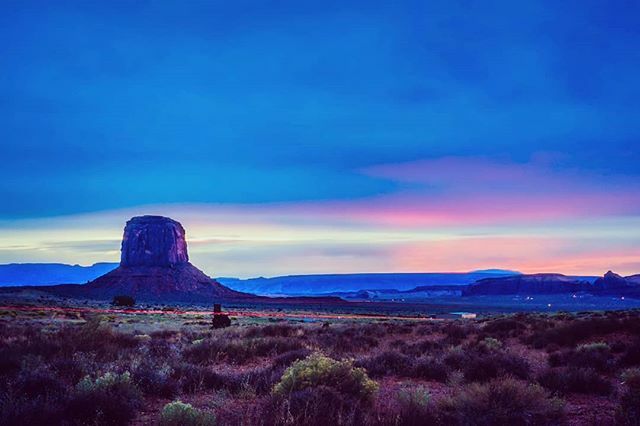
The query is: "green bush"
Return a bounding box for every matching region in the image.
[66,371,142,425]
[538,367,613,395]
[549,342,614,373]
[394,385,438,425]
[616,369,640,426]
[159,400,215,426]
[479,337,503,351]
[184,337,304,365]
[440,377,565,426]
[273,353,378,400]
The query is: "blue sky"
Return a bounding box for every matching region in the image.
[1,1,639,276]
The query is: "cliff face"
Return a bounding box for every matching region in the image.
[120,216,189,267]
[83,215,253,302]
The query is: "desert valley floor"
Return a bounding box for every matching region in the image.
[1,295,639,426]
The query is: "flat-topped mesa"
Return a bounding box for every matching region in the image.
[120,216,189,267]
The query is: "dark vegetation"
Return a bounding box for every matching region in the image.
[0,309,639,425]
[112,295,135,307]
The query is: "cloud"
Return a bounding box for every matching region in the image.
[2,1,640,217]
[2,198,639,277]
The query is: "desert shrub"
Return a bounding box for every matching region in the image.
[60,318,139,360]
[0,331,63,365]
[271,348,313,368]
[0,348,21,377]
[245,324,300,338]
[267,354,377,426]
[460,351,530,383]
[132,363,178,397]
[611,340,627,353]
[478,337,503,352]
[266,385,368,426]
[273,353,378,400]
[443,346,467,369]
[50,356,93,384]
[482,318,526,336]
[173,363,240,394]
[159,400,215,426]
[353,351,450,382]
[0,368,69,426]
[577,341,611,357]
[439,377,565,426]
[538,367,613,395]
[398,338,443,357]
[0,393,67,426]
[361,323,388,337]
[549,342,614,372]
[368,385,439,426]
[616,368,640,426]
[14,369,68,398]
[442,323,467,345]
[529,317,620,348]
[150,329,180,339]
[183,337,304,365]
[355,351,413,378]
[314,326,380,355]
[111,295,135,307]
[145,337,179,360]
[66,372,142,425]
[392,385,437,426]
[413,357,449,382]
[239,366,284,395]
[620,339,640,367]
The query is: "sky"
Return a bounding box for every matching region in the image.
[1,0,639,277]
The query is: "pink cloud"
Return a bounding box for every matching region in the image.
[386,237,640,276]
[282,157,640,227]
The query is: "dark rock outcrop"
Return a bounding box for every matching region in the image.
[463,270,640,298]
[81,215,253,302]
[463,273,593,296]
[592,271,640,296]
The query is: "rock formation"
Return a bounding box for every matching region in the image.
[592,271,640,296]
[464,270,640,297]
[463,273,593,296]
[83,215,252,302]
[120,216,189,267]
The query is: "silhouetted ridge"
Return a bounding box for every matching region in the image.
[464,271,640,297]
[463,273,593,295]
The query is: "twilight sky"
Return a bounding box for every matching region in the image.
[1,0,639,277]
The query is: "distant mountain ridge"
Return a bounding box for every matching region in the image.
[592,271,640,296]
[217,270,521,295]
[463,273,596,296]
[3,262,637,300]
[463,271,640,297]
[0,263,519,295]
[0,263,119,286]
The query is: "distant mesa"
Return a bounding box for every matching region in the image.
[464,271,640,297]
[0,262,118,287]
[81,215,252,302]
[463,273,593,296]
[592,270,640,295]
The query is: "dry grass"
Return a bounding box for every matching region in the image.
[0,307,639,425]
